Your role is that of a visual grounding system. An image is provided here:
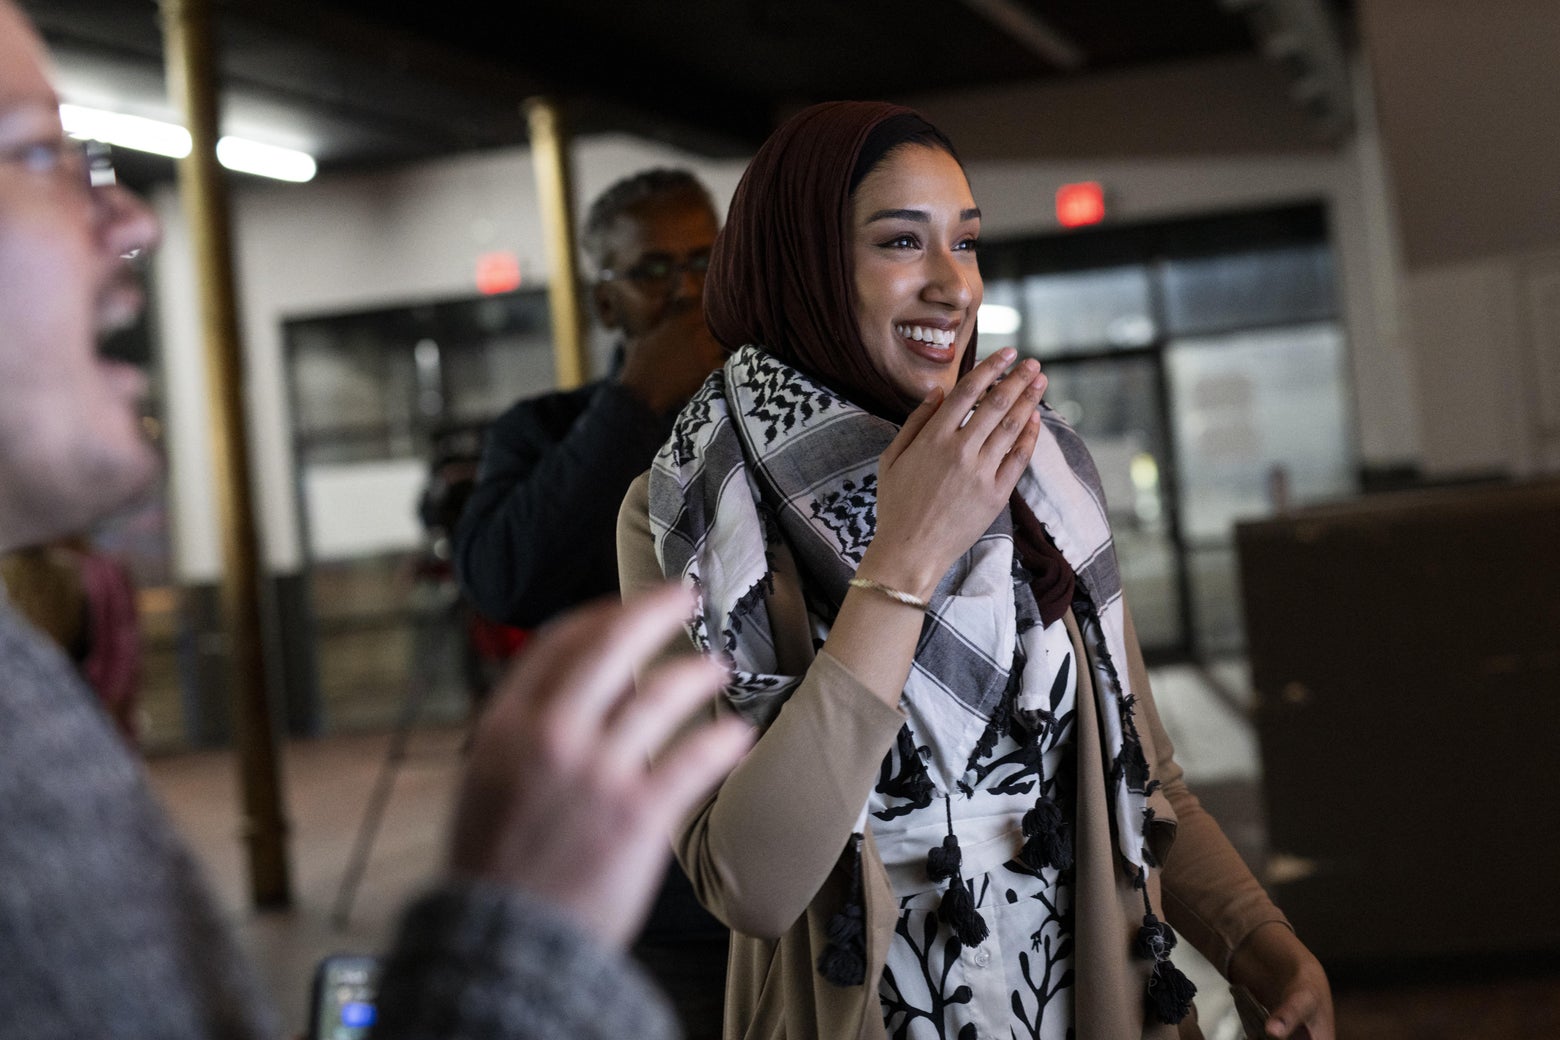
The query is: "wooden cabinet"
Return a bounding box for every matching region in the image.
[1236,479,1560,968]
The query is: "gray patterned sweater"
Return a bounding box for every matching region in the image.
[0,595,677,1040]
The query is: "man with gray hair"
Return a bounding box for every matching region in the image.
[455,168,724,628]
[453,168,730,1040]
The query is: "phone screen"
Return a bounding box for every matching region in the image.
[310,955,381,1040]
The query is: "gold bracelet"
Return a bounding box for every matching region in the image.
[847,577,931,611]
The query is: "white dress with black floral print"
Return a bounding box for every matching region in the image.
[871,615,1078,1040]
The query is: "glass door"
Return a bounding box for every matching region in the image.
[979,204,1357,660]
[284,290,553,732]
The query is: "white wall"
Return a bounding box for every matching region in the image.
[1355,0,1560,479]
[1394,250,1560,478]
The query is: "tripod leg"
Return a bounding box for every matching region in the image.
[330,702,418,926]
[331,592,452,928]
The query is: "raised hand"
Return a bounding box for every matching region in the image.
[617,302,727,414]
[448,584,752,947]
[858,347,1047,600]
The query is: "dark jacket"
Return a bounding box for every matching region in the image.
[454,376,675,628]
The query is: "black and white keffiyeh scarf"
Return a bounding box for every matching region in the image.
[648,345,1193,1022]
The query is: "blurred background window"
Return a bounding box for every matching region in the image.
[285,290,552,734]
[979,203,1356,660]
[1162,243,1337,336]
[1020,265,1157,357]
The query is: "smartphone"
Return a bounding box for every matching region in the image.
[307,954,381,1040]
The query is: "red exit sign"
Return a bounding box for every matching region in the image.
[475,251,522,295]
[1056,182,1106,228]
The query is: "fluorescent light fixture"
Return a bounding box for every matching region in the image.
[60,103,190,158]
[978,303,1022,335]
[215,137,316,182]
[59,103,316,183]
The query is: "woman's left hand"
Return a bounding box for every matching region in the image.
[1227,921,1335,1039]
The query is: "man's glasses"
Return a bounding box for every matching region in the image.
[0,135,117,195]
[80,139,118,190]
[598,253,711,294]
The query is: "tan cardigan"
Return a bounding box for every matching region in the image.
[619,474,1289,1040]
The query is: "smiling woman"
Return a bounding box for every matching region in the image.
[617,100,1335,1040]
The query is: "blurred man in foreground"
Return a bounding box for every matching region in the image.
[0,4,747,1036]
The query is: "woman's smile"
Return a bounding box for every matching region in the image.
[893,320,961,364]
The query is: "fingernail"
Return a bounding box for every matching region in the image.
[1000,347,1016,361]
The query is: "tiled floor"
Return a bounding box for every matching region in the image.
[145,664,1560,1039]
[146,725,466,1036]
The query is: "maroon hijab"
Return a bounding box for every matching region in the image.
[705,100,1075,623]
[704,100,974,421]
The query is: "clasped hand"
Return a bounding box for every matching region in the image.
[862,347,1047,600]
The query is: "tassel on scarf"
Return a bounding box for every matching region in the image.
[1019,794,1073,872]
[817,834,866,986]
[927,795,988,948]
[937,879,988,947]
[1134,884,1196,1023]
[1134,911,1176,960]
[926,833,962,881]
[817,903,865,986]
[1146,957,1197,1024]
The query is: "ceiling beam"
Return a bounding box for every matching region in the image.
[954,0,1086,72]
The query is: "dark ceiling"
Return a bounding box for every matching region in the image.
[21,0,1356,178]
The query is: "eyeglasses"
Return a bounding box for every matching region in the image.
[80,139,118,190]
[0,135,117,195]
[598,252,711,294]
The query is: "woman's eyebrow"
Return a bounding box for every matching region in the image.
[862,206,983,224]
[864,207,928,224]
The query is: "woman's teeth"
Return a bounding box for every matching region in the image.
[895,323,955,346]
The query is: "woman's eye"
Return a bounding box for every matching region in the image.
[879,233,920,250]
[955,237,981,252]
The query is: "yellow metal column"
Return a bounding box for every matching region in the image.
[161,0,293,908]
[525,98,590,389]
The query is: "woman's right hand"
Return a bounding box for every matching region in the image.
[859,347,1046,599]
